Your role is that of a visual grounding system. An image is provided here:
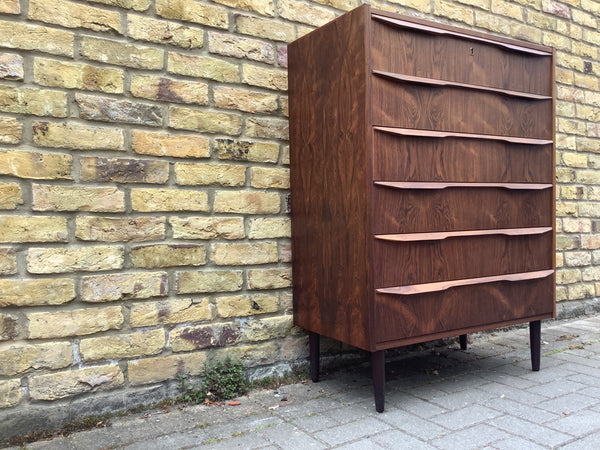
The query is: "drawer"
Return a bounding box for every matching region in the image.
[371,75,553,139]
[371,184,553,234]
[372,129,554,183]
[373,231,553,287]
[370,17,552,96]
[374,274,555,346]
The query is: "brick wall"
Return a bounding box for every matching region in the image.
[1,0,599,437]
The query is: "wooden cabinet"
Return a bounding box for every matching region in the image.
[288,4,555,412]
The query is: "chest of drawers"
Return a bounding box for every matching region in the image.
[288,4,555,412]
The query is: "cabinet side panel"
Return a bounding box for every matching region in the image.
[289,6,371,350]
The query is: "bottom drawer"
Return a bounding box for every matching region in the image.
[375,275,554,348]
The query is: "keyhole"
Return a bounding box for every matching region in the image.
[470,47,474,56]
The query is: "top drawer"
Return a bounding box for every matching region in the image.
[370,15,553,97]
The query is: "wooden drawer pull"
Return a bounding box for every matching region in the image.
[374,181,552,190]
[374,127,553,145]
[375,227,552,242]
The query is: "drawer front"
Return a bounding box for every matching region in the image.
[372,130,554,183]
[373,232,553,288]
[374,275,554,345]
[371,76,553,139]
[371,185,553,234]
[370,18,552,96]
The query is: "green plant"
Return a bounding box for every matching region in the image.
[177,357,249,403]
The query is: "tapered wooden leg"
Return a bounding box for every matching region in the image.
[309,332,320,382]
[372,350,385,413]
[530,320,541,372]
[459,334,468,350]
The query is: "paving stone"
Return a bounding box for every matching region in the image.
[290,412,340,432]
[204,413,281,440]
[426,387,497,410]
[336,439,386,449]
[527,379,588,397]
[484,397,561,423]
[492,436,548,449]
[321,404,372,424]
[488,414,573,447]
[536,392,599,415]
[429,423,509,450]
[545,409,600,436]
[378,409,447,440]
[314,417,391,447]
[476,382,557,405]
[370,429,435,449]
[387,394,448,419]
[197,431,271,449]
[257,422,326,449]
[431,404,502,429]
[123,430,207,449]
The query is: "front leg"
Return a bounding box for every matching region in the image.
[372,350,385,413]
[309,331,320,382]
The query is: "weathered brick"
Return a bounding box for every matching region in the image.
[170,322,240,352]
[80,157,168,183]
[474,10,510,34]
[132,131,210,158]
[130,298,212,327]
[0,313,18,340]
[576,104,600,121]
[0,247,17,275]
[0,342,72,376]
[208,32,275,63]
[561,186,585,200]
[215,0,274,16]
[491,0,523,20]
[251,167,289,189]
[216,293,279,318]
[89,0,150,10]
[248,268,292,289]
[171,217,245,240]
[127,14,204,48]
[211,242,278,265]
[577,170,600,185]
[29,365,124,401]
[168,53,239,83]
[177,270,243,294]
[572,9,597,28]
[0,53,23,80]
[0,0,20,14]
[27,246,124,274]
[81,37,163,69]
[543,0,570,18]
[563,217,592,233]
[243,65,287,90]
[131,244,206,268]
[567,283,595,300]
[131,188,209,212]
[248,217,290,239]
[543,33,572,51]
[0,117,21,144]
[0,21,74,56]
[131,75,208,105]
[76,94,162,126]
[80,329,165,361]
[75,216,166,242]
[81,272,168,302]
[246,117,289,139]
[280,96,289,116]
[33,122,125,151]
[128,352,207,385]
[583,267,600,281]
[0,379,21,408]
[526,10,557,31]
[216,139,279,163]
[213,342,278,366]
[156,0,228,29]
[277,44,288,67]
[0,85,68,117]
[572,42,597,59]
[562,152,588,168]
[28,0,122,33]
[580,203,600,217]
[33,185,125,212]
[0,279,74,307]
[169,106,242,134]
[556,268,581,284]
[557,201,577,217]
[564,251,592,267]
[277,0,334,26]
[33,58,123,93]
[510,23,543,44]
[0,216,67,243]
[243,315,293,342]
[452,0,489,10]
[28,306,123,338]
[0,150,71,180]
[214,86,278,113]
[214,191,280,214]
[0,182,22,209]
[583,235,600,249]
[174,163,246,186]
[236,15,295,42]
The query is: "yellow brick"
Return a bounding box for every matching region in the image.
[435,1,474,25]
[243,65,287,91]
[0,150,71,180]
[562,152,588,168]
[75,216,166,242]
[156,0,228,29]
[248,268,292,289]
[214,191,280,214]
[28,306,123,339]
[214,86,278,113]
[0,182,22,209]
[80,329,165,361]
[131,75,208,105]
[526,10,556,30]
[543,32,571,52]
[474,10,510,34]
[555,68,574,85]
[0,247,17,275]
[170,216,245,240]
[168,53,239,82]
[558,118,585,135]
[130,298,212,327]
[567,283,595,300]
[0,278,74,307]
[561,186,585,200]
[572,9,598,28]
[27,246,124,274]
[211,242,278,265]
[0,116,21,144]
[0,216,67,243]
[557,133,576,150]
[576,105,600,122]
[0,0,20,14]
[132,130,210,158]
[562,217,592,232]
[251,167,289,189]
[0,312,18,341]
[246,117,289,139]
[572,41,597,59]
[236,15,295,42]
[169,106,242,134]
[81,272,168,302]
[214,0,275,16]
[216,293,279,318]
[510,23,542,43]
[28,0,121,33]
[81,37,163,70]
[242,315,294,342]
[33,185,124,212]
[131,188,209,212]
[174,163,246,186]
[0,85,68,117]
[282,145,290,164]
[0,342,72,376]
[76,93,163,126]
[216,139,279,163]
[0,379,21,408]
[131,244,206,268]
[29,365,124,400]
[213,341,279,366]
[33,122,125,151]
[491,0,523,20]
[88,0,150,10]
[277,0,335,26]
[583,29,600,46]
[33,58,123,93]
[0,53,23,80]
[0,21,74,56]
[127,14,204,48]
[248,217,291,238]
[128,352,207,385]
[452,0,489,11]
[208,32,275,63]
[556,201,577,216]
[177,270,243,293]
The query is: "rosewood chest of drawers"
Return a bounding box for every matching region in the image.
[288,4,555,412]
